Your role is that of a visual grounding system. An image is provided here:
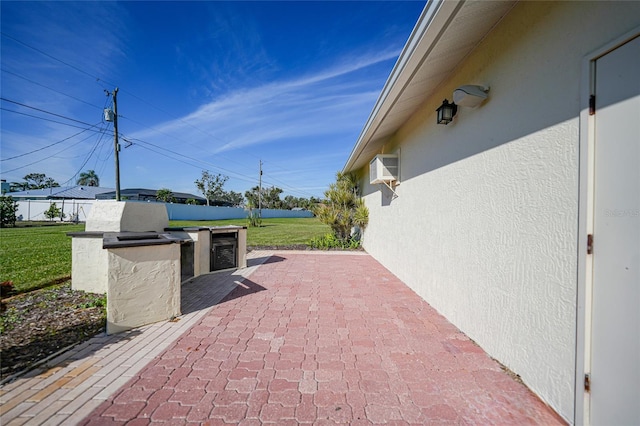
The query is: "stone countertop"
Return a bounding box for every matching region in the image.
[102,232,187,249]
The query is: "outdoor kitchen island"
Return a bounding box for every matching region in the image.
[68,201,247,334]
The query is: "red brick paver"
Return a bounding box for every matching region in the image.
[81,253,565,425]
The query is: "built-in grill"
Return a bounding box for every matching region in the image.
[180,241,195,282]
[211,233,237,271]
[68,201,247,335]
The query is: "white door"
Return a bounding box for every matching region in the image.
[590,34,640,425]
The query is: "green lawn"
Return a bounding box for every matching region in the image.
[0,218,329,293]
[0,224,84,293]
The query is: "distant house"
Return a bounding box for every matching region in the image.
[1,180,10,194]
[7,186,114,201]
[95,188,207,205]
[344,2,639,424]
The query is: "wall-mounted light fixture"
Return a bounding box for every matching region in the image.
[436,99,457,125]
[453,85,489,108]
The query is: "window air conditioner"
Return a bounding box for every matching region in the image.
[370,154,398,185]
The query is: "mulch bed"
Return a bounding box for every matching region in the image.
[0,282,106,381]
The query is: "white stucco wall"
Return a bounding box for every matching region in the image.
[358,2,640,422]
[106,244,181,334]
[190,229,211,276]
[71,236,108,294]
[86,201,168,232]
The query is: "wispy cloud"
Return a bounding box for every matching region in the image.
[130,47,400,155]
[115,46,403,197]
[1,2,130,183]
[1,0,420,197]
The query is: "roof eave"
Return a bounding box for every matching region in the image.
[343,0,462,173]
[343,0,517,174]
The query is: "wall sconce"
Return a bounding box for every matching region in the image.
[436,99,457,125]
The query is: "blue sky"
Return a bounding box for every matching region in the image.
[1,1,424,199]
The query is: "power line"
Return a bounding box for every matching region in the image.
[121,116,315,196]
[1,32,116,87]
[1,107,315,196]
[96,149,113,179]
[2,36,233,157]
[127,138,259,185]
[118,114,260,175]
[2,32,323,197]
[60,126,111,187]
[1,127,110,175]
[1,68,104,111]
[1,122,104,161]
[117,94,319,191]
[129,137,315,197]
[0,107,108,132]
[260,170,317,198]
[1,97,95,127]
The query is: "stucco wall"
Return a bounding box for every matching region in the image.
[106,244,181,334]
[86,201,168,232]
[358,2,640,422]
[71,236,108,294]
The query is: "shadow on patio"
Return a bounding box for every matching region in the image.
[179,255,283,315]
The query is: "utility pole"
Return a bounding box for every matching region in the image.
[105,88,121,201]
[112,88,121,201]
[258,160,263,218]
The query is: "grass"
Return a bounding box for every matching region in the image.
[0,224,84,293]
[0,218,329,293]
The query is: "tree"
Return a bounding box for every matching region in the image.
[22,173,60,190]
[9,182,28,192]
[44,202,64,221]
[0,196,18,227]
[282,195,317,210]
[77,170,100,187]
[315,172,369,242]
[244,185,283,210]
[221,191,244,207]
[156,188,176,203]
[244,187,259,209]
[195,171,229,206]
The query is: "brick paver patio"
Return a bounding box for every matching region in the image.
[88,252,563,425]
[1,251,565,425]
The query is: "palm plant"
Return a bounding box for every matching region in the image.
[315,172,368,242]
[156,188,175,203]
[77,170,100,187]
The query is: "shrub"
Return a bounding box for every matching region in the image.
[0,196,18,228]
[44,202,64,221]
[75,293,106,309]
[314,172,368,243]
[247,210,262,228]
[309,233,361,250]
[246,199,262,228]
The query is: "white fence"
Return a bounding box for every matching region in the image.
[14,199,94,222]
[13,199,314,223]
